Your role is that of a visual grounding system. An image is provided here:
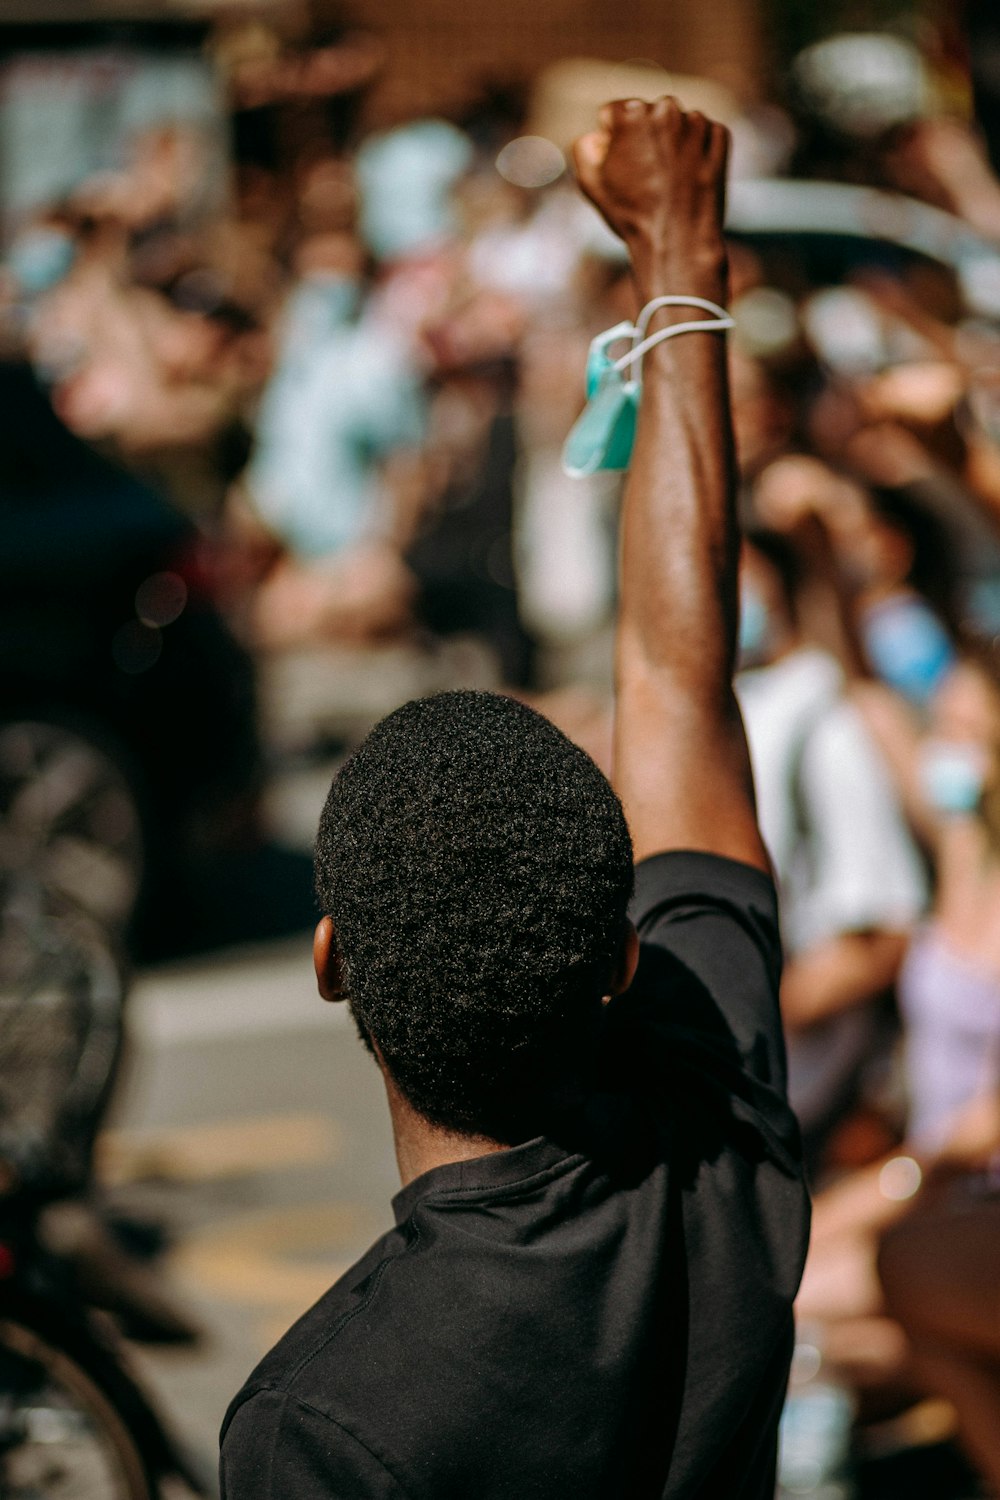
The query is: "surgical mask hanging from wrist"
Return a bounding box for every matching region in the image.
[562,295,734,478]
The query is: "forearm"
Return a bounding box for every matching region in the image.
[614,282,758,857]
[574,99,765,866]
[617,253,735,687]
[781,931,908,1031]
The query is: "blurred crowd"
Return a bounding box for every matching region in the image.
[7,8,1000,1495]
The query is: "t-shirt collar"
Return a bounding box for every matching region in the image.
[391,1135,575,1225]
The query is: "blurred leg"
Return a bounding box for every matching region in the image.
[797,1229,883,1324]
[903,1339,1000,1493]
[879,1197,1000,1488]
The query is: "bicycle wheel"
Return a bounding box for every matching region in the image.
[0,1315,153,1499]
[0,718,145,934]
[0,897,126,1189]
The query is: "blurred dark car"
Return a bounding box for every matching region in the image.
[0,361,262,953]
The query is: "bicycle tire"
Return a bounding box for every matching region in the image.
[0,899,127,1190]
[0,716,146,936]
[0,1314,154,1500]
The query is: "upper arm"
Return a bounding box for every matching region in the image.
[627,851,787,1094]
[613,851,805,1183]
[614,671,770,872]
[221,1390,407,1500]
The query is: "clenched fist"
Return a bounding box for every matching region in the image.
[572,97,730,300]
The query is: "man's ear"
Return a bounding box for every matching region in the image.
[609,919,640,997]
[314,915,347,1002]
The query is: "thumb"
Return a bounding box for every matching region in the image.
[572,128,610,200]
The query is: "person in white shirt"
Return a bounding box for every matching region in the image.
[737,528,927,1168]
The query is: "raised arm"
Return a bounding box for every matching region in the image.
[574,98,768,871]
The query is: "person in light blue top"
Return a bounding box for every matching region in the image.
[236,229,427,646]
[248,296,425,560]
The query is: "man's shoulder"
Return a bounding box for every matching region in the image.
[221,1225,408,1441]
[631,847,779,929]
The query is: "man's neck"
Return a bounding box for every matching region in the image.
[383,1071,509,1188]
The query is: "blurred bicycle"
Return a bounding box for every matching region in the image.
[0,885,213,1498]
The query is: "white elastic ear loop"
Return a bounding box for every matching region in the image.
[612,295,734,376]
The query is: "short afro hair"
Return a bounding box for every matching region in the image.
[315,691,634,1140]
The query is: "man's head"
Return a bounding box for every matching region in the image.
[314,691,635,1142]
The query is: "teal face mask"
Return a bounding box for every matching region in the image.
[562,323,639,477]
[8,228,75,297]
[562,296,734,479]
[919,740,989,816]
[861,595,956,707]
[737,582,771,667]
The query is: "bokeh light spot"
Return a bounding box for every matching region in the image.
[135,572,188,627]
[495,136,565,190]
[879,1156,922,1202]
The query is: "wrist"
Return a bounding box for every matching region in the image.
[628,238,729,305]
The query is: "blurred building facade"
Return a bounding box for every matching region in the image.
[323,0,766,117]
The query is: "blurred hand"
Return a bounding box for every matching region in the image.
[845,422,935,490]
[859,361,964,428]
[572,97,729,296]
[752,454,860,531]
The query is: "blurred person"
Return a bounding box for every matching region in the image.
[754,454,965,711]
[729,343,800,476]
[404,357,535,686]
[878,1172,1000,1491]
[124,258,270,520]
[858,657,1000,1144]
[831,484,963,711]
[222,18,383,183]
[228,224,427,648]
[356,116,473,350]
[18,207,265,490]
[220,98,809,1499]
[737,529,926,1172]
[796,658,1000,1403]
[512,247,632,669]
[882,113,1000,243]
[72,123,218,236]
[797,266,1000,622]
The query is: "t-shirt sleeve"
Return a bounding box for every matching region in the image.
[621,852,795,1159]
[221,1389,408,1500]
[630,851,783,1068]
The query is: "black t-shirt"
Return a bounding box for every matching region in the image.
[220,852,810,1499]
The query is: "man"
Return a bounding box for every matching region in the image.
[221,99,810,1498]
[737,530,926,1169]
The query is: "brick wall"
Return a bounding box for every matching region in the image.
[321,0,765,119]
